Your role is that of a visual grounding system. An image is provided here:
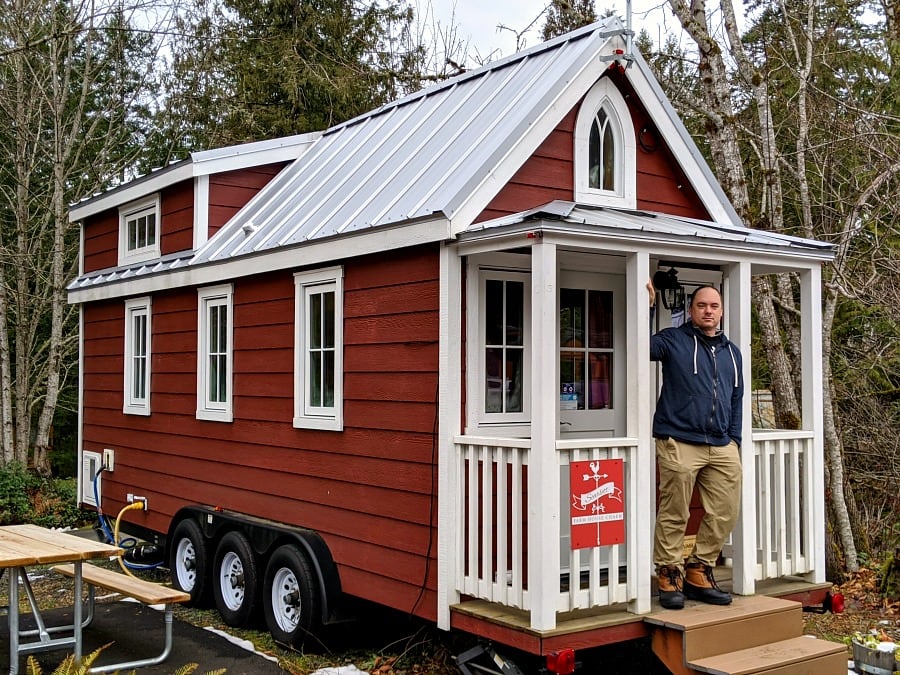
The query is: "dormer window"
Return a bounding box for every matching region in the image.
[574,78,636,208]
[118,195,160,265]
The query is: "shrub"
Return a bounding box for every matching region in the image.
[0,462,93,528]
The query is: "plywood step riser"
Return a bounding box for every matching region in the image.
[683,608,802,661]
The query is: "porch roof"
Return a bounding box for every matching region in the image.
[459,201,836,260]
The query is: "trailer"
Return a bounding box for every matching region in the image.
[68,18,838,673]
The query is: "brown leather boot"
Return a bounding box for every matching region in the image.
[657,565,684,609]
[684,562,732,605]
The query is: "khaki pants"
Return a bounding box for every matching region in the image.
[653,437,742,568]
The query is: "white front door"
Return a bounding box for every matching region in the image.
[558,271,626,438]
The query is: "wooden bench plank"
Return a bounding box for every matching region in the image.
[52,563,190,605]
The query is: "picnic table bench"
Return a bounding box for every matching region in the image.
[53,562,190,674]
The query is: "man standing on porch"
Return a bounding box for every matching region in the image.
[647,282,744,610]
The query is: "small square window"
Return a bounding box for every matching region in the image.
[118,196,160,265]
[294,267,343,431]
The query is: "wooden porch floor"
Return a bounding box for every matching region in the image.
[449,571,833,656]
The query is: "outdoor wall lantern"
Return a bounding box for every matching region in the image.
[653,267,685,310]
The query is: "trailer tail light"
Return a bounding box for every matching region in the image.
[545,649,576,675]
[828,592,845,613]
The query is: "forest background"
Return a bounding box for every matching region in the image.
[0,0,897,582]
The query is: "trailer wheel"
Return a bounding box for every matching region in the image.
[169,519,211,606]
[213,531,260,627]
[263,544,321,647]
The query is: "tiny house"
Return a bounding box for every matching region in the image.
[68,19,838,672]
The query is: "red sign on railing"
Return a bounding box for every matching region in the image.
[569,458,625,549]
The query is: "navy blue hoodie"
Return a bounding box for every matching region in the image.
[650,321,744,447]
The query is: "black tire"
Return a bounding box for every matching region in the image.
[213,531,260,627]
[168,518,211,607]
[263,544,322,648]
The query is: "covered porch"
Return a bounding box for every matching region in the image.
[435,203,834,637]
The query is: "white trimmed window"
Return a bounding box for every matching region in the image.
[197,284,233,422]
[574,77,636,208]
[466,261,531,432]
[118,195,161,265]
[123,297,151,415]
[294,267,343,431]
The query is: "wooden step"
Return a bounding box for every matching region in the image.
[646,595,803,662]
[688,635,848,675]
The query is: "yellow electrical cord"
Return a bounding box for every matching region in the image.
[114,501,146,578]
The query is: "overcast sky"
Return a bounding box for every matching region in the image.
[427,0,684,61]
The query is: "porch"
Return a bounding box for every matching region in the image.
[445,430,827,649]
[435,204,833,639]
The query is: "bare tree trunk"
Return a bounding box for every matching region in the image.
[822,288,859,571]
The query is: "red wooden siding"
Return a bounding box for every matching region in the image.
[160,182,194,255]
[80,243,442,622]
[207,164,287,238]
[478,71,708,223]
[82,211,119,274]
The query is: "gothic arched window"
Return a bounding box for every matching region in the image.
[575,78,636,207]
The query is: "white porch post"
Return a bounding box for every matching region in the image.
[800,265,826,583]
[726,262,755,595]
[529,240,559,631]
[437,243,462,630]
[626,252,652,614]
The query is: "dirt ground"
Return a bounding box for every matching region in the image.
[802,567,900,653]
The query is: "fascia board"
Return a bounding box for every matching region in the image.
[69,162,193,222]
[190,133,321,176]
[68,217,450,304]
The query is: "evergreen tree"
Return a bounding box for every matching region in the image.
[541,0,598,41]
[157,0,422,153]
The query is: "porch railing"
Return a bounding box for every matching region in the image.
[751,429,815,580]
[453,435,639,614]
[452,430,818,622]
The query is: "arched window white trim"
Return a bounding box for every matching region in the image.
[574,77,636,208]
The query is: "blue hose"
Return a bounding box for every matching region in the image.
[92,467,163,570]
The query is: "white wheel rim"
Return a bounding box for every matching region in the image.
[219,551,245,611]
[175,538,196,591]
[271,566,301,633]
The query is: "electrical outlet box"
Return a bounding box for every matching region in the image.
[102,448,115,472]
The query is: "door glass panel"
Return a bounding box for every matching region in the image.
[588,290,613,348]
[560,350,584,410]
[561,287,615,414]
[588,353,612,409]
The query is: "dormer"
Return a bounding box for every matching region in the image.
[71,133,321,276]
[574,77,636,208]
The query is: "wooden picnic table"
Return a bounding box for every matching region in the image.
[0,524,121,675]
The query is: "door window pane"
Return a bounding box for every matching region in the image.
[560,287,614,412]
[484,278,524,414]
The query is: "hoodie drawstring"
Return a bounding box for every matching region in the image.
[692,335,698,375]
[728,344,739,388]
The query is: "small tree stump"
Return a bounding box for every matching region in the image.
[879,547,900,601]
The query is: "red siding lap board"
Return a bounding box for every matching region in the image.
[208,164,287,238]
[80,243,442,622]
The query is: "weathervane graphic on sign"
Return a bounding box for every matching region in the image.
[569,458,625,549]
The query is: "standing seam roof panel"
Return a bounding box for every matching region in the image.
[192,26,605,265]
